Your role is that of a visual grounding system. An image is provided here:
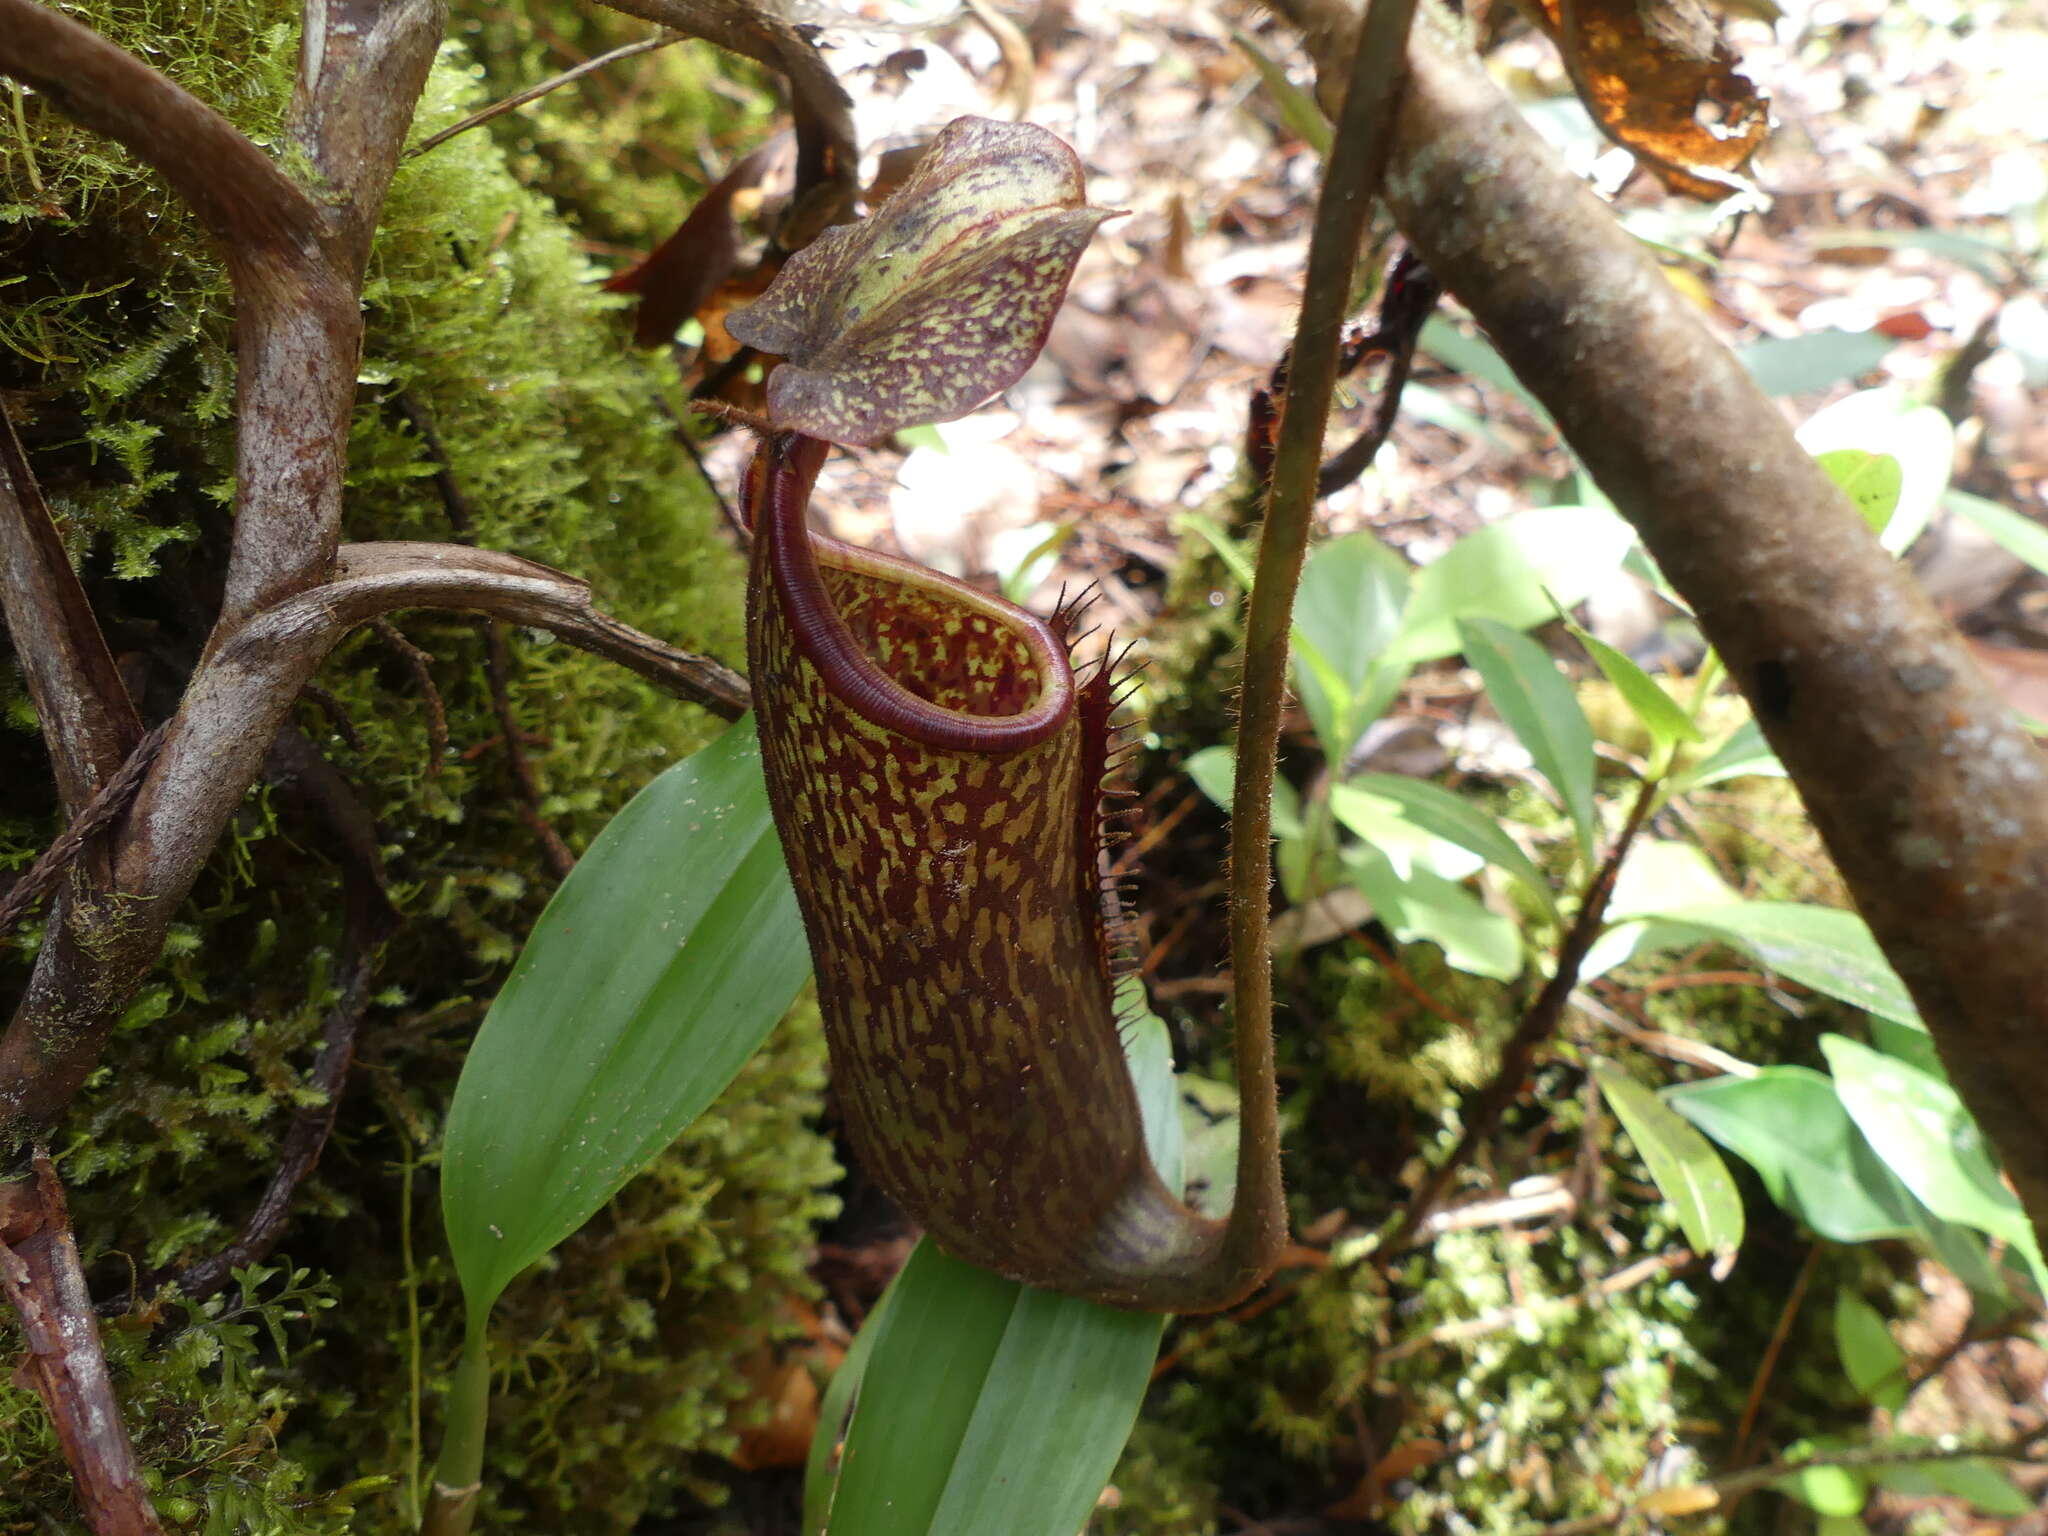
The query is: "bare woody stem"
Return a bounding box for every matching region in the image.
[1360,10,2048,1248]
[1226,0,1419,1282]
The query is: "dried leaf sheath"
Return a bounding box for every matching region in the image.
[745,432,1253,1310]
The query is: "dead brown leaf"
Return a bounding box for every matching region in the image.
[1531,0,1770,199]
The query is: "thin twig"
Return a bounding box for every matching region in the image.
[408,31,685,158]
[1379,775,1660,1262]
[482,624,576,879]
[0,723,170,942]
[1729,1242,1820,1467]
[370,619,451,771]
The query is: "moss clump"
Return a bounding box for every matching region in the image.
[2,7,835,1532]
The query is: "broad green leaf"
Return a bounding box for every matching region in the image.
[727,116,1115,445]
[1347,848,1523,981]
[1667,1068,1921,1243]
[820,986,1180,1536]
[1581,839,1739,978]
[1821,1035,2042,1278]
[1458,618,1600,860]
[1566,621,1702,757]
[1798,388,1955,553]
[1393,507,1637,665]
[1868,1455,2033,1515]
[1673,716,1785,789]
[1292,532,1411,760]
[1813,448,1904,535]
[441,719,810,1318]
[1736,328,1893,397]
[1833,1293,1906,1411]
[1175,510,1258,589]
[1184,744,1304,840]
[1328,785,1485,881]
[1640,902,1921,1028]
[1947,488,2048,577]
[1231,30,1331,155]
[1343,772,1558,917]
[1870,1015,1945,1080]
[1777,1441,1868,1516]
[1418,315,1556,426]
[1595,1064,1744,1262]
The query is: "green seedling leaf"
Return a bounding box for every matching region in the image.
[1947,488,2048,577]
[1776,1459,1868,1517]
[1868,1454,2033,1515]
[728,116,1117,446]
[1342,772,1558,917]
[1833,1292,1906,1411]
[1821,1035,2045,1282]
[1458,618,1600,861]
[1231,30,1332,155]
[1293,531,1412,761]
[1667,1068,1921,1243]
[1184,744,1304,840]
[1348,848,1523,980]
[1736,328,1893,397]
[817,983,1180,1536]
[1393,506,1637,665]
[1595,1063,1744,1264]
[1813,448,1905,534]
[441,718,810,1319]
[1673,716,1785,790]
[1565,619,1702,760]
[1638,902,1921,1028]
[1418,315,1557,427]
[1798,388,1954,553]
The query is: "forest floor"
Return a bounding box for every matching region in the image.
[645,0,2048,1528]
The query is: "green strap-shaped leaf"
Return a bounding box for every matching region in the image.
[1833,1292,1906,1412]
[1594,1063,1744,1262]
[1458,617,1600,861]
[441,717,811,1318]
[1343,772,1557,917]
[1644,902,1920,1028]
[815,988,1181,1536]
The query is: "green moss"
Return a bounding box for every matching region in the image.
[1,7,831,1532]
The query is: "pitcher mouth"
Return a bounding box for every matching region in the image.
[755,429,1074,754]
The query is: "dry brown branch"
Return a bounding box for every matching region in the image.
[588,0,859,247]
[1277,2,2048,1252]
[0,1154,163,1535]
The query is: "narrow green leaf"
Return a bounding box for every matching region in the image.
[803,1283,891,1534]
[1642,902,1921,1028]
[1673,716,1785,790]
[1343,772,1558,917]
[1566,621,1702,756]
[1947,488,2048,577]
[1868,1455,2034,1515]
[1736,328,1893,397]
[1231,30,1332,156]
[441,718,810,1318]
[1184,744,1304,840]
[1833,1293,1907,1412]
[820,990,1181,1536]
[1347,849,1522,980]
[1821,1035,2043,1280]
[1458,618,1600,860]
[1292,531,1411,760]
[1393,506,1637,665]
[1776,1440,1870,1516]
[1667,1068,1921,1243]
[1418,315,1556,426]
[1813,448,1905,535]
[1594,1063,1745,1262]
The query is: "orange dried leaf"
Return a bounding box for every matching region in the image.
[1532,0,1769,199]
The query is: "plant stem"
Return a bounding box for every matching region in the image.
[1225,0,1418,1274]
[420,1329,491,1536]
